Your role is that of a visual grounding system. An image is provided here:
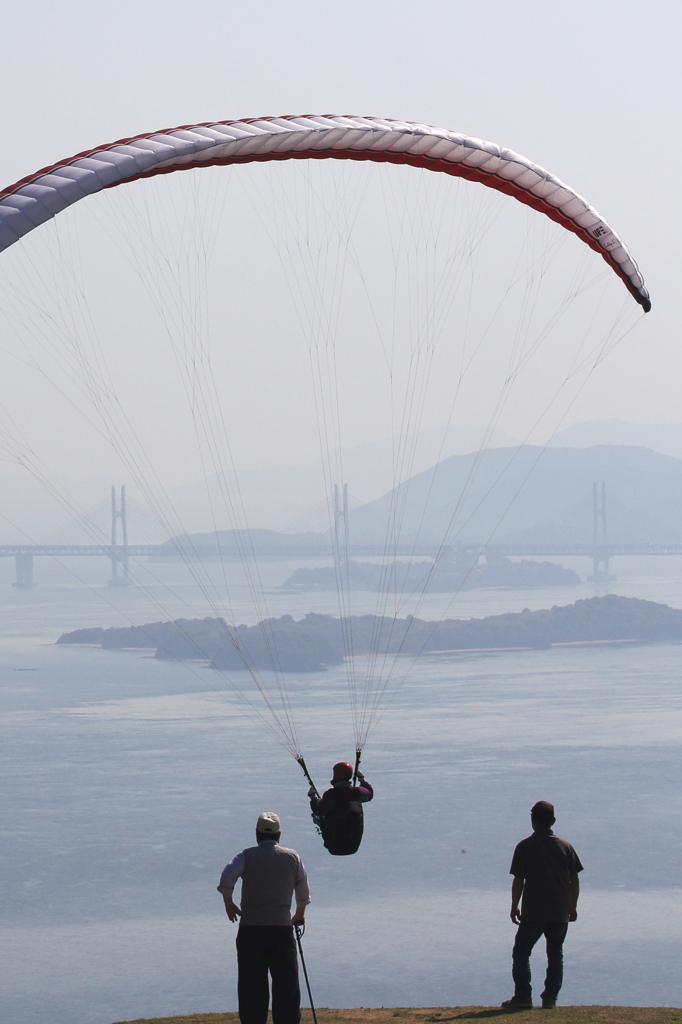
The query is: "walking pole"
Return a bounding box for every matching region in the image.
[294,922,318,1024]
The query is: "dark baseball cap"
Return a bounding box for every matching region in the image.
[531,800,555,822]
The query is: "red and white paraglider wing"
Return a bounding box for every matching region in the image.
[0,114,650,311]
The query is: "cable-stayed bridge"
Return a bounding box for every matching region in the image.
[2,482,681,587]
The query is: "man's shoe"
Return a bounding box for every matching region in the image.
[541,999,556,1009]
[501,996,533,1010]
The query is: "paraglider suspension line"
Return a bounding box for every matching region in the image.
[295,922,318,1024]
[352,748,362,786]
[296,755,320,799]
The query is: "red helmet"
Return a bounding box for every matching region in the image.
[332,761,353,782]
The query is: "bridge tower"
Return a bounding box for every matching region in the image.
[108,485,132,587]
[333,483,350,564]
[588,480,615,582]
[12,551,37,588]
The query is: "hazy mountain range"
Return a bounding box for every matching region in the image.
[550,420,682,460]
[2,420,682,544]
[166,421,682,535]
[164,423,519,533]
[347,445,682,546]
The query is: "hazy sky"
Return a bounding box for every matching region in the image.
[0,1,680,534]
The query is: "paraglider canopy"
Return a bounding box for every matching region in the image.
[0,115,650,310]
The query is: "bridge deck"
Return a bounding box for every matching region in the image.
[1,543,682,558]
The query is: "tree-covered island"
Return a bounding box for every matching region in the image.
[57,595,682,672]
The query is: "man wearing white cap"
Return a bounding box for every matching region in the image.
[218,812,311,1024]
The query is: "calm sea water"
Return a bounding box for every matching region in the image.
[1,554,682,1023]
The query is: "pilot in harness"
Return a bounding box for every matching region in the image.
[299,758,374,856]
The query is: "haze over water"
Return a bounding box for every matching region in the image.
[2,554,682,1024]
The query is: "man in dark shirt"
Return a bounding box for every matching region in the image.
[501,801,583,1010]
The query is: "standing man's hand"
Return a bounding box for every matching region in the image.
[510,876,524,924]
[569,874,579,923]
[292,908,305,925]
[224,897,242,922]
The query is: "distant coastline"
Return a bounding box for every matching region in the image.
[281,557,580,592]
[56,595,682,673]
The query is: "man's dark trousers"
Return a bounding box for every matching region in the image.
[236,925,301,1024]
[512,921,569,1002]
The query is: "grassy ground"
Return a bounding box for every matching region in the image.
[103,1006,682,1024]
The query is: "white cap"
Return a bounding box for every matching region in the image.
[256,812,281,834]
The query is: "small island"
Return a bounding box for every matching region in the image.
[57,594,682,672]
[281,556,580,592]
